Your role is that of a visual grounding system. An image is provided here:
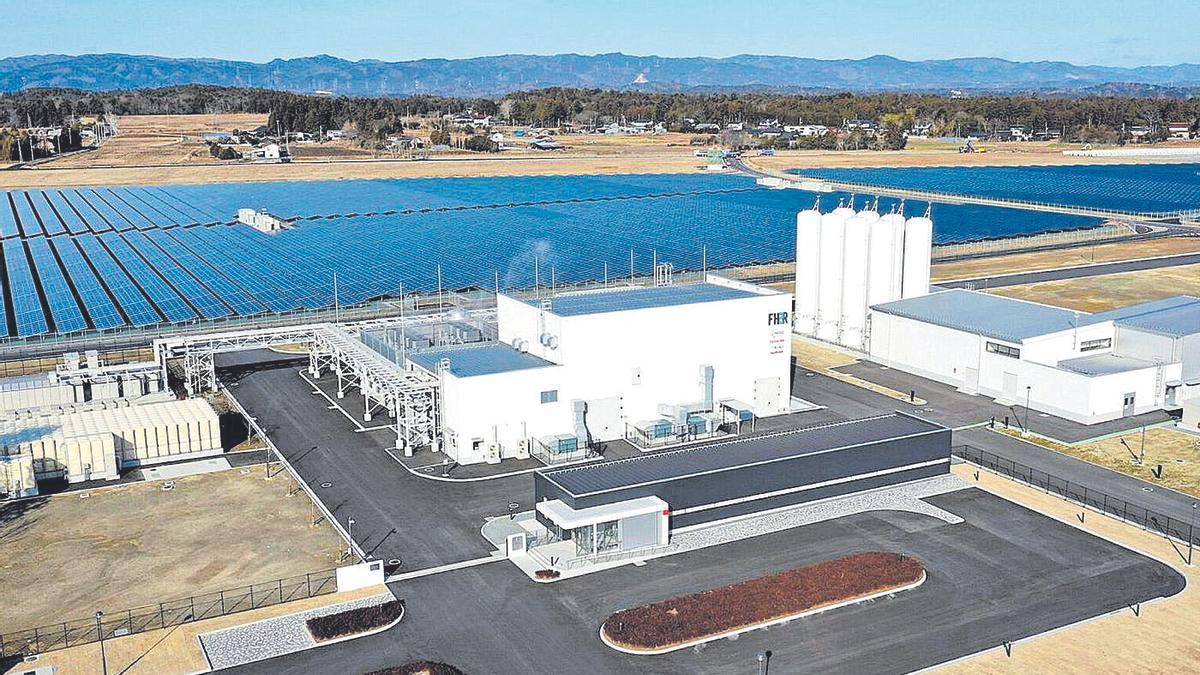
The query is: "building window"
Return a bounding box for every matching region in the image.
[985,341,1021,359]
[540,390,558,404]
[1080,338,1112,352]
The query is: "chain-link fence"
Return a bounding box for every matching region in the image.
[954,444,1199,547]
[0,568,337,659]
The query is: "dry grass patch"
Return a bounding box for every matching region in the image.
[996,427,1200,498]
[989,263,1200,312]
[0,465,343,634]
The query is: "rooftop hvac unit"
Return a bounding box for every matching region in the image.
[794,209,822,334]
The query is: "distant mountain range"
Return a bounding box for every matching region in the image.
[3,53,1200,97]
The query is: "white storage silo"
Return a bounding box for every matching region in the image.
[901,215,934,298]
[793,208,823,334]
[857,206,881,224]
[815,210,846,342]
[867,214,902,307]
[839,215,871,350]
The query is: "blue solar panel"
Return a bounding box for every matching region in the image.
[26,237,87,333]
[148,230,265,315]
[75,235,163,326]
[11,191,44,237]
[50,237,125,330]
[33,192,66,235]
[123,231,231,319]
[0,193,18,238]
[98,233,196,322]
[122,188,191,226]
[167,228,302,312]
[64,191,113,232]
[81,190,135,231]
[45,191,92,234]
[2,240,48,336]
[101,189,158,230]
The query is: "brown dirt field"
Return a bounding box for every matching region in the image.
[0,584,391,675]
[0,153,711,188]
[996,427,1200,498]
[50,114,270,168]
[932,237,1200,281]
[944,463,1200,675]
[0,465,343,634]
[751,139,1200,170]
[989,263,1200,312]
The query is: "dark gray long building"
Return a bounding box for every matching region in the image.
[533,413,950,554]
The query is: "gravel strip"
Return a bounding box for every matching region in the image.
[671,474,967,552]
[199,593,393,670]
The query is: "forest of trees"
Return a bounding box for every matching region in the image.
[2,85,1198,146]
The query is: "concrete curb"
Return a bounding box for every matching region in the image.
[913,466,1191,673]
[599,570,927,655]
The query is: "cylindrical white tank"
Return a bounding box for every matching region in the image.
[867,214,902,307]
[857,208,881,224]
[815,211,846,342]
[832,199,856,220]
[902,216,934,298]
[793,209,823,334]
[839,215,871,350]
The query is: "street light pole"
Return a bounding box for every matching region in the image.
[96,611,108,675]
[1024,386,1032,436]
[1190,503,1197,566]
[347,518,356,563]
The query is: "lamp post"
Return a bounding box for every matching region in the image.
[347,518,356,563]
[1190,503,1197,566]
[95,611,108,675]
[757,650,772,675]
[1024,386,1032,436]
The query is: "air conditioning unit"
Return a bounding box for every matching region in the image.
[486,443,502,465]
[514,439,530,460]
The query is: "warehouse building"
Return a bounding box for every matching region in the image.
[531,413,950,557]
[0,398,221,495]
[393,276,793,466]
[868,291,1200,424]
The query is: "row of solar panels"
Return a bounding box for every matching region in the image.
[0,187,228,239]
[0,179,1107,339]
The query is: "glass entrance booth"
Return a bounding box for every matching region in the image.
[535,496,669,558]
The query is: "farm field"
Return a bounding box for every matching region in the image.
[50,114,271,168]
[989,263,1200,312]
[0,465,343,634]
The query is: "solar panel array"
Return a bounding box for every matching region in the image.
[792,163,1200,214]
[0,173,1107,339]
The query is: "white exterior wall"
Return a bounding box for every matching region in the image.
[867,309,1171,424]
[464,284,791,464]
[438,365,568,464]
[1183,397,1200,430]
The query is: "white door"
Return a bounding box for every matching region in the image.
[963,367,980,393]
[754,377,783,415]
[1002,372,1019,400]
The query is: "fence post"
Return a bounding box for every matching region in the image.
[250,586,255,608]
[278,579,284,604]
[33,626,39,655]
[62,622,69,648]
[127,609,133,636]
[307,573,313,597]
[189,596,196,622]
[220,590,225,615]
[159,603,165,629]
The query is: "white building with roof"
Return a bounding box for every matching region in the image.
[867,290,1200,424]
[402,276,792,465]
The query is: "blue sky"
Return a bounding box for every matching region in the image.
[2,0,1192,67]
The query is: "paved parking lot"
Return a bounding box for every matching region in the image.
[230,488,1184,675]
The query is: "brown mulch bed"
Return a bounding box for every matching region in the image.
[366,662,464,675]
[602,551,923,650]
[307,599,404,642]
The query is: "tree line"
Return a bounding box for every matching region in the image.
[2,85,1198,146]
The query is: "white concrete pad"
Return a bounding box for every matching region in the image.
[140,457,231,481]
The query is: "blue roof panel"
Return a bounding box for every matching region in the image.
[872,289,1084,343]
[531,282,763,317]
[408,343,557,378]
[1091,296,1200,338]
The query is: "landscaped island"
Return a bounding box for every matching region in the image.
[601,551,924,653]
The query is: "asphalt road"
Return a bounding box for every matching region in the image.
[218,350,530,570]
[938,251,1200,289]
[226,489,1183,675]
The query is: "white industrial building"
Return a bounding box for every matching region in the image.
[389,276,792,465]
[868,291,1200,425]
[794,202,933,350]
